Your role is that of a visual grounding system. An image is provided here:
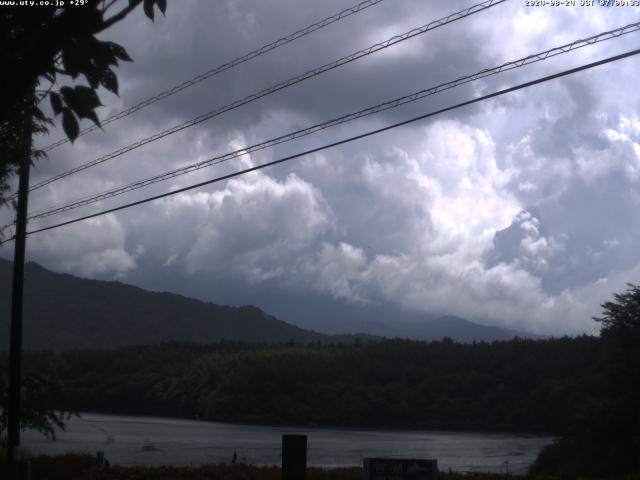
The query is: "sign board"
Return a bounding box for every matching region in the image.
[282,434,307,480]
[364,458,438,480]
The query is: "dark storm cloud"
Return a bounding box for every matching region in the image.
[2,1,640,335]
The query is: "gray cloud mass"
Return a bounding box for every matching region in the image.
[2,0,640,336]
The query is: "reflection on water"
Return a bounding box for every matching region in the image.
[23,413,554,474]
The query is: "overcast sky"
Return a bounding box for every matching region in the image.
[2,0,640,335]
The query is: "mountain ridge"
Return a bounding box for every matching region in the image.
[0,259,338,350]
[0,258,540,350]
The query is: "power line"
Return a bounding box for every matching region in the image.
[25,0,506,195]
[40,0,388,152]
[26,21,640,221]
[2,47,635,244]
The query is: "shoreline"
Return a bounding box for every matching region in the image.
[71,410,558,438]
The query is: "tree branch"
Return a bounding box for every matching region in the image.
[101,0,142,30]
[102,0,120,14]
[35,82,55,106]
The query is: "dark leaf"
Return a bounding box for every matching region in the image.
[107,42,133,62]
[76,85,102,110]
[62,86,103,127]
[61,85,102,115]
[62,108,79,142]
[32,149,47,161]
[85,109,101,128]
[89,39,119,68]
[59,86,75,110]
[143,0,155,21]
[61,48,81,78]
[59,86,74,99]
[156,0,167,15]
[50,92,63,115]
[100,69,118,95]
[61,39,91,79]
[33,106,46,122]
[83,67,101,89]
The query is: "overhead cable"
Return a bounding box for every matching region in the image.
[41,0,388,152]
[25,0,506,194]
[27,21,640,220]
[2,47,634,244]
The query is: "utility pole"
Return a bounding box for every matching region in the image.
[7,92,33,479]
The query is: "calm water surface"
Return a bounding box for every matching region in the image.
[23,413,554,474]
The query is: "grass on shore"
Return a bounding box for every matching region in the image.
[0,453,521,480]
[4,453,640,480]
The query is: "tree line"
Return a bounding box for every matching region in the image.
[5,335,604,435]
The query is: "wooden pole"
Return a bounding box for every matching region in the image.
[7,93,33,479]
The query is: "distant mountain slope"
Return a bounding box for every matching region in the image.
[389,315,544,342]
[0,259,337,351]
[0,259,540,351]
[253,290,543,341]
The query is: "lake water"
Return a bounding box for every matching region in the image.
[22,413,554,474]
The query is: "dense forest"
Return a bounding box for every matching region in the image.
[9,336,603,435]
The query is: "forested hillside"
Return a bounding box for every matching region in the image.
[14,336,603,434]
[0,259,354,349]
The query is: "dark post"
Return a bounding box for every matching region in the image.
[7,92,33,478]
[282,434,307,480]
